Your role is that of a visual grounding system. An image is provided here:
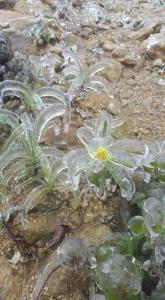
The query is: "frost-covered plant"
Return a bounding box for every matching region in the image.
[0,81,71,127]
[0,172,22,223]
[126,193,165,299]
[64,123,149,200]
[82,110,125,139]
[31,237,88,300]
[0,80,43,110]
[128,195,165,239]
[91,222,164,299]
[35,86,71,132]
[0,104,76,213]
[95,250,142,299]
[29,19,52,45]
[0,108,19,128]
[82,3,125,26]
[145,140,165,182]
[63,49,111,101]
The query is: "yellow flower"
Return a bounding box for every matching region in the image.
[94,147,109,161]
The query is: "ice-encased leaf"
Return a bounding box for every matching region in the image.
[110,164,135,200]
[83,111,125,138]
[4,159,29,184]
[68,79,81,101]
[0,80,41,108]
[91,295,106,300]
[63,49,84,70]
[35,87,70,108]
[89,61,107,77]
[109,139,149,166]
[1,124,24,152]
[0,109,19,128]
[31,237,88,300]
[86,75,111,96]
[31,251,59,300]
[97,254,142,296]
[63,66,81,78]
[110,150,138,170]
[63,149,89,190]
[24,185,48,213]
[20,113,33,139]
[77,127,93,148]
[128,216,145,237]
[33,103,65,142]
[0,147,27,171]
[57,237,88,267]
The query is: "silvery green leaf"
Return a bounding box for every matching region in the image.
[1,125,24,152]
[0,109,19,128]
[77,127,93,147]
[87,75,111,96]
[89,62,107,77]
[24,185,48,213]
[110,164,135,200]
[63,49,84,70]
[0,147,28,171]
[0,80,39,109]
[33,103,65,142]
[35,87,70,108]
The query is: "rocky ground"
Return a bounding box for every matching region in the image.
[0,0,165,299]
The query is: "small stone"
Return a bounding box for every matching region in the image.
[101,59,123,82]
[84,211,94,223]
[131,17,162,41]
[112,46,127,58]
[81,199,89,208]
[142,32,165,60]
[102,42,116,52]
[121,53,143,67]
[153,58,163,67]
[155,78,165,86]
[10,251,21,265]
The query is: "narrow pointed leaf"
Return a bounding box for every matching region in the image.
[33,103,65,141]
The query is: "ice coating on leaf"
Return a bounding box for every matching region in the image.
[82,2,125,26]
[155,234,165,265]
[90,295,106,300]
[35,87,71,133]
[97,254,142,296]
[0,80,43,109]
[128,216,145,237]
[31,251,59,300]
[31,238,88,300]
[57,237,88,267]
[33,103,65,142]
[142,197,165,238]
[63,49,111,100]
[0,109,19,128]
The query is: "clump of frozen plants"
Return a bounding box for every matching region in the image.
[64,111,149,200]
[63,49,111,101]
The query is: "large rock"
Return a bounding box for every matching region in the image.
[143,32,165,60]
[131,17,162,41]
[0,0,17,8]
[0,11,38,55]
[101,59,123,82]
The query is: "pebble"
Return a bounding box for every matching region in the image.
[153,58,163,67]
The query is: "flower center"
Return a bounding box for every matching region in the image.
[94,147,109,161]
